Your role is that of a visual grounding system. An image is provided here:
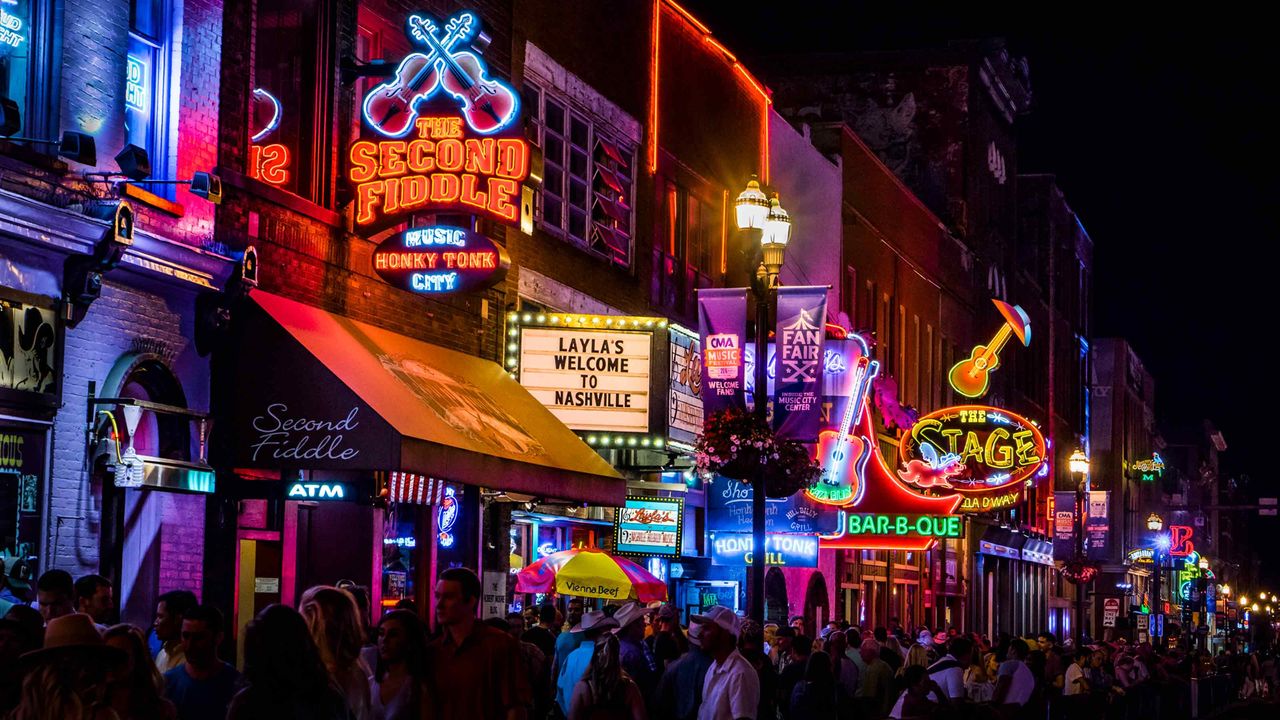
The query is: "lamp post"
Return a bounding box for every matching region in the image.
[1069,448,1090,646]
[736,176,791,626]
[1147,512,1164,640]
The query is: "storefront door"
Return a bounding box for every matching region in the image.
[293,501,373,605]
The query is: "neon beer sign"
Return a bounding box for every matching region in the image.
[372,225,508,294]
[250,88,291,186]
[897,405,1045,512]
[350,11,527,229]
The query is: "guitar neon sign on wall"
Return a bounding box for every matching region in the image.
[948,299,1031,399]
[350,10,528,230]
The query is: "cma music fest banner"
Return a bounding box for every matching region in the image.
[697,289,747,416]
[507,312,667,442]
[350,10,528,234]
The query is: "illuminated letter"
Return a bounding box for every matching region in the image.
[355,181,384,225]
[984,427,1013,469]
[400,175,429,211]
[495,139,531,180]
[459,174,488,214]
[383,177,402,215]
[430,173,460,203]
[940,428,963,454]
[258,144,290,186]
[379,141,408,177]
[436,139,464,172]
[1013,430,1041,466]
[407,140,436,173]
[961,432,983,464]
[349,141,378,183]
[464,138,495,175]
[318,484,344,499]
[487,177,520,223]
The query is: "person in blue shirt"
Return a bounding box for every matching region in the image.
[556,610,617,716]
[164,604,241,720]
[656,619,713,720]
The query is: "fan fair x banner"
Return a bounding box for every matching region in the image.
[773,287,827,441]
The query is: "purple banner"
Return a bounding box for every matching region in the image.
[1086,490,1111,561]
[1053,491,1078,560]
[773,286,827,441]
[698,288,747,416]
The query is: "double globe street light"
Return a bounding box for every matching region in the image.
[734,176,791,626]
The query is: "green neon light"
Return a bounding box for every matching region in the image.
[845,514,963,538]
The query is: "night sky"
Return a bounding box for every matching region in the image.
[685,2,1277,576]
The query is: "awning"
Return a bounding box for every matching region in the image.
[219,292,623,505]
[977,526,1024,559]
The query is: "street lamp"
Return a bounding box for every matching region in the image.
[1069,448,1089,647]
[736,176,791,627]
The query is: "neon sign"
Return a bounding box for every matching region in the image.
[948,299,1031,399]
[0,6,25,51]
[710,532,819,567]
[125,55,147,112]
[351,11,527,230]
[843,514,963,539]
[1127,548,1155,565]
[1169,525,1194,557]
[436,485,459,548]
[249,88,291,187]
[614,496,683,558]
[286,481,347,500]
[371,225,509,295]
[808,333,879,506]
[897,405,1045,512]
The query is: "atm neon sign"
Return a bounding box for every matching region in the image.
[286,482,347,500]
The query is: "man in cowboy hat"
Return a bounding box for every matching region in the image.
[10,613,126,714]
[692,605,759,720]
[555,609,618,716]
[614,601,659,708]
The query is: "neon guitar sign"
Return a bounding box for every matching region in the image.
[350,10,528,230]
[807,354,879,506]
[362,12,519,137]
[948,299,1031,399]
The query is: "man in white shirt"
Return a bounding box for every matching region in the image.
[1062,649,1091,696]
[927,636,972,701]
[993,639,1037,707]
[695,605,760,720]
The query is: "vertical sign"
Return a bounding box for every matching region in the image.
[1085,490,1110,561]
[697,289,746,415]
[1052,491,1077,559]
[667,329,703,446]
[1103,597,1120,627]
[773,287,827,441]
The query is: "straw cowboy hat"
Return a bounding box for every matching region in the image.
[611,602,647,632]
[21,613,126,668]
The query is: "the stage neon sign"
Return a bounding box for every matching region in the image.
[371,224,509,295]
[350,10,527,230]
[897,405,1045,513]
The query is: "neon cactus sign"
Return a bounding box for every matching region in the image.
[897,405,1045,513]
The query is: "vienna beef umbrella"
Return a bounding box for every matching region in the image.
[515,548,667,603]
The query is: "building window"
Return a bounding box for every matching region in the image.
[523,79,636,268]
[652,178,716,313]
[1,0,35,133]
[253,0,332,203]
[127,0,174,197]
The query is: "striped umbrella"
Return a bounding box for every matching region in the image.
[514,547,667,603]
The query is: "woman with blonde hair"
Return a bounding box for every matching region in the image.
[897,642,931,678]
[103,624,176,719]
[300,585,373,720]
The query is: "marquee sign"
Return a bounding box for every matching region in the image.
[371,225,508,294]
[508,313,664,437]
[350,11,529,231]
[614,496,683,558]
[897,405,1045,512]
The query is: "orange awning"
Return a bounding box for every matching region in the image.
[224,291,623,505]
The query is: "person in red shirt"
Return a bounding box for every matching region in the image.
[430,567,532,720]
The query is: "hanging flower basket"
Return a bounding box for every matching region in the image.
[1060,558,1100,585]
[695,408,820,498]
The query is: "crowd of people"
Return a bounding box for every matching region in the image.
[0,564,1275,720]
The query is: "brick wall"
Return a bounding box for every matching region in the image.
[49,279,207,578]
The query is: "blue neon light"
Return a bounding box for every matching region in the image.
[251,88,282,142]
[125,55,147,112]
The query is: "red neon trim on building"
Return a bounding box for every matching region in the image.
[720,189,728,274]
[664,0,711,34]
[647,0,661,174]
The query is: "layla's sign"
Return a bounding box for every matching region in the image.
[614,496,683,558]
[351,11,528,230]
[516,322,655,433]
[709,532,819,567]
[372,225,508,294]
[897,405,1044,512]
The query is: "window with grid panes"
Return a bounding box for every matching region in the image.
[523,80,635,268]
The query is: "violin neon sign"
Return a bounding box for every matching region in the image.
[350,10,528,229]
